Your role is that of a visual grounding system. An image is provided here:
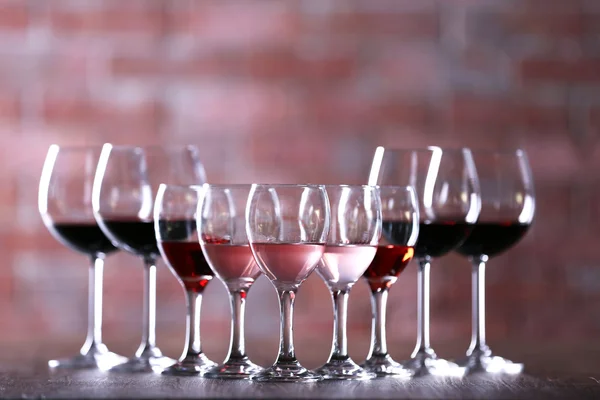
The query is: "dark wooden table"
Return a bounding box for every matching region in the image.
[1,365,599,399]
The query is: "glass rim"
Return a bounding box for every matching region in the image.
[375,145,471,154]
[157,183,204,191]
[47,144,103,152]
[250,183,326,188]
[103,143,200,152]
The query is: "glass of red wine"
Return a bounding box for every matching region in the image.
[197,184,264,379]
[245,184,330,383]
[455,149,535,374]
[153,184,216,376]
[313,185,381,380]
[92,144,206,373]
[360,185,419,378]
[39,145,126,370]
[369,146,481,377]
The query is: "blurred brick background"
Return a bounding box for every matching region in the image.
[1,0,600,373]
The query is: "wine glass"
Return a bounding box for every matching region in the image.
[39,145,126,370]
[92,144,206,373]
[154,184,216,376]
[245,184,330,383]
[197,184,263,379]
[369,146,481,377]
[313,185,380,380]
[454,149,535,374]
[361,186,419,378]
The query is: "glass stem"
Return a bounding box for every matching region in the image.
[81,256,105,354]
[137,257,157,356]
[183,290,204,359]
[226,289,248,361]
[367,288,389,358]
[412,258,434,358]
[330,288,350,361]
[467,256,490,356]
[276,288,298,364]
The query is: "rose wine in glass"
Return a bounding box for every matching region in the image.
[369,146,481,377]
[155,184,216,376]
[360,186,418,377]
[39,145,126,370]
[454,149,535,374]
[314,185,381,381]
[93,144,206,373]
[246,184,330,383]
[198,184,263,379]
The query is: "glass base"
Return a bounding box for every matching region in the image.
[459,353,524,375]
[361,354,413,378]
[314,357,376,380]
[403,350,466,377]
[203,356,263,380]
[161,353,216,376]
[49,349,126,371]
[109,348,175,374]
[251,359,323,383]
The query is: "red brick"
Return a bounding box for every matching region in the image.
[520,59,600,82]
[449,96,569,131]
[325,11,439,38]
[502,12,584,37]
[50,8,165,35]
[167,3,299,47]
[0,91,20,122]
[0,3,28,30]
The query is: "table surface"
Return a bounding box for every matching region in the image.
[1,366,600,399]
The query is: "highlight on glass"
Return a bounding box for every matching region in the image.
[39,145,126,370]
[197,184,264,379]
[454,149,535,374]
[92,144,206,373]
[369,146,481,377]
[360,185,419,378]
[313,185,381,380]
[245,184,330,383]
[154,184,216,376]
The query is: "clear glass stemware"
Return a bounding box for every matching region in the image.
[93,144,206,373]
[246,184,330,383]
[313,185,381,380]
[154,184,216,376]
[39,145,126,370]
[454,149,535,374]
[369,146,481,377]
[198,184,264,379]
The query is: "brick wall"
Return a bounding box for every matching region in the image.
[1,0,599,370]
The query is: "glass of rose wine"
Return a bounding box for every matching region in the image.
[92,144,206,373]
[245,184,330,383]
[154,184,216,376]
[39,145,126,370]
[361,185,419,378]
[369,146,481,377]
[455,149,535,374]
[197,184,264,379]
[313,185,381,380]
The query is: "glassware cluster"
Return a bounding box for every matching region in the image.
[38,144,535,382]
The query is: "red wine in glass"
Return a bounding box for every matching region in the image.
[455,222,530,258]
[363,245,415,291]
[383,221,474,259]
[100,219,160,258]
[50,223,118,257]
[160,241,214,292]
